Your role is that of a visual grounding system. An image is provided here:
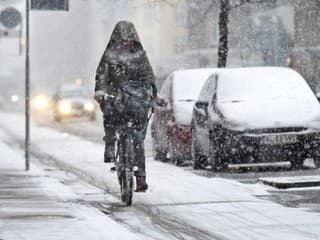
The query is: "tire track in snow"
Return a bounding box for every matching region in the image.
[0,126,227,240]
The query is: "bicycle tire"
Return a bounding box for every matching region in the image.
[120,169,133,206]
[119,135,134,206]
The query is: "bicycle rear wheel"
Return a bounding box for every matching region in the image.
[119,135,134,206]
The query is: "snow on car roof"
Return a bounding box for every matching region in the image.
[172,68,220,101]
[217,67,317,102]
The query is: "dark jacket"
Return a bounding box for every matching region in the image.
[95,21,156,101]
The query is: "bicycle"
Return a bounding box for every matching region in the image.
[114,122,137,206]
[103,90,153,206]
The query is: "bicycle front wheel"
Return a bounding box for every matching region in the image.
[120,169,133,206]
[119,135,134,206]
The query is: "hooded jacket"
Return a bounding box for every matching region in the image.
[95,21,156,100]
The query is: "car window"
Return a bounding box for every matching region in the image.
[197,76,212,102]
[198,74,216,103]
[159,75,172,107]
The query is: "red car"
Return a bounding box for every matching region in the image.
[151,69,217,165]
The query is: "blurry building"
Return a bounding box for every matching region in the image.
[292,0,320,91]
[186,0,292,68]
[127,0,189,82]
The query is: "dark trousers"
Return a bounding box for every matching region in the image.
[103,115,147,177]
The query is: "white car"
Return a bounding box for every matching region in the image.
[53,84,96,122]
[191,67,320,170]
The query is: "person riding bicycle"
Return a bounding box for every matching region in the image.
[94,21,157,192]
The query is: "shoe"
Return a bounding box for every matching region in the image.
[135,176,148,192]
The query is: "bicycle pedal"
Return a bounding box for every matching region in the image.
[110,166,116,172]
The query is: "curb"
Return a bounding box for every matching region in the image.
[259,177,320,189]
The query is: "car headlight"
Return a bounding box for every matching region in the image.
[58,101,72,114]
[32,95,49,111]
[84,102,94,111]
[11,95,19,103]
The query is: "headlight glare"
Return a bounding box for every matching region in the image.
[58,101,72,114]
[32,95,49,111]
[84,102,94,111]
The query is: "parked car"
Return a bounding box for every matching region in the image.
[53,84,96,122]
[191,67,320,170]
[151,68,218,165]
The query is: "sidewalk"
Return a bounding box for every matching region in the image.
[0,138,145,240]
[1,112,320,240]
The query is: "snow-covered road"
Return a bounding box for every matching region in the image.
[1,111,320,240]
[0,135,147,240]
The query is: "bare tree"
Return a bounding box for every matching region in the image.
[128,0,272,68]
[217,0,231,67]
[217,0,273,67]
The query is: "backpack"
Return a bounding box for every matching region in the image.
[114,81,154,126]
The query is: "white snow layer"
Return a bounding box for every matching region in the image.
[1,112,320,240]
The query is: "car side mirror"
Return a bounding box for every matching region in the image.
[195,101,209,110]
[156,97,167,107]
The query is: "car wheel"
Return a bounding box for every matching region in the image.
[167,134,183,166]
[209,132,227,172]
[211,149,227,172]
[312,151,320,168]
[174,157,184,166]
[152,136,168,162]
[191,128,207,169]
[314,158,320,168]
[153,145,168,162]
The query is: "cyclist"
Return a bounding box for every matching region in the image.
[94,21,157,192]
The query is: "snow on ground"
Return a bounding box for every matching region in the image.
[0,134,149,240]
[1,111,320,240]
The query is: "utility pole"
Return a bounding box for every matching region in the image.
[25,0,30,171]
[24,0,69,171]
[217,0,230,68]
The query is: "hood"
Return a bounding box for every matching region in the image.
[107,21,142,50]
[218,99,320,130]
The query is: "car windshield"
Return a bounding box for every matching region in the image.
[172,69,214,103]
[217,68,317,103]
[59,89,88,98]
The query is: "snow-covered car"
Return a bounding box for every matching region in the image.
[191,67,320,170]
[53,84,96,122]
[151,68,219,165]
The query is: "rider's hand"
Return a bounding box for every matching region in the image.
[94,90,106,103]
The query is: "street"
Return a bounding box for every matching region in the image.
[1,0,320,239]
[37,112,320,213]
[1,111,320,240]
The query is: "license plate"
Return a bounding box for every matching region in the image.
[261,135,298,145]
